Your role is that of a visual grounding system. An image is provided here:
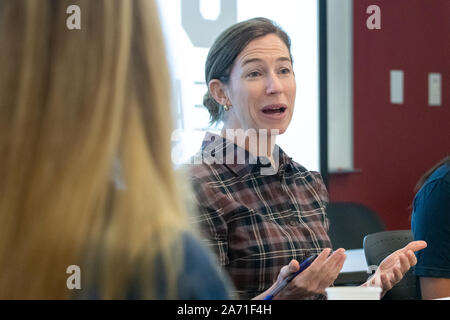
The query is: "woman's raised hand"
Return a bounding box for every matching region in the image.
[264,248,346,300]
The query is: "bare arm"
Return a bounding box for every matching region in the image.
[420,277,450,300]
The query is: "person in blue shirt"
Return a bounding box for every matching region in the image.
[412,156,450,299]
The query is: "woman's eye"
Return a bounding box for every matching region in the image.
[247,71,261,78]
[280,68,291,74]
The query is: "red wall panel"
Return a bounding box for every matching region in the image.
[328,0,450,230]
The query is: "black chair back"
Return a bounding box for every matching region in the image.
[327,202,385,250]
[363,230,421,300]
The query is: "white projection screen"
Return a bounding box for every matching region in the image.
[157,0,320,171]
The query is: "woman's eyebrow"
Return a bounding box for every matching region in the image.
[241,56,291,67]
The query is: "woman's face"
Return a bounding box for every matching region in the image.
[223,33,296,135]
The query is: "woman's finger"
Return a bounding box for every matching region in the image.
[327,249,346,266]
[380,272,391,291]
[406,250,417,266]
[336,252,347,271]
[314,248,332,265]
[306,248,332,274]
[324,252,346,282]
[398,254,411,274]
[278,259,299,281]
[394,265,403,282]
[403,241,427,253]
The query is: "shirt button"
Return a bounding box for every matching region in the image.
[289,220,297,226]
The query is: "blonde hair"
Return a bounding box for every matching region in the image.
[0,0,189,299]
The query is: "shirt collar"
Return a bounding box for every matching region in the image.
[200,132,292,177]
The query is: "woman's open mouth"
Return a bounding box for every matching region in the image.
[261,104,287,119]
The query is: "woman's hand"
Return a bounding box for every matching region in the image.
[363,240,427,297]
[254,248,346,300]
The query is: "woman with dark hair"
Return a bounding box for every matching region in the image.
[412,156,450,299]
[189,17,426,300]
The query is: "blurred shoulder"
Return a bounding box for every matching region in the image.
[179,232,233,299]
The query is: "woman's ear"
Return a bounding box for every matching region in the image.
[208,79,230,107]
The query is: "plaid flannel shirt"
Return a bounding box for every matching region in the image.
[188,132,332,299]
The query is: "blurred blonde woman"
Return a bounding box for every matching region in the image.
[0,0,231,299]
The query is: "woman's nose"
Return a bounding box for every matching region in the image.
[266,73,282,95]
